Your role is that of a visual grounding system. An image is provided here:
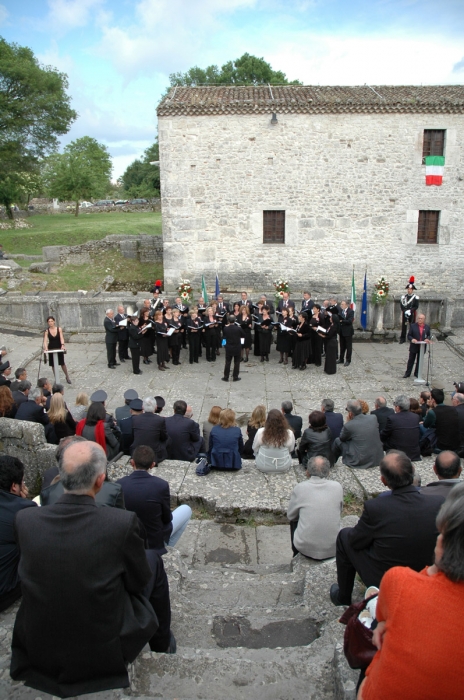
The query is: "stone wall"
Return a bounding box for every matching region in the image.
[158,112,464,297]
[42,234,163,266]
[0,418,56,488]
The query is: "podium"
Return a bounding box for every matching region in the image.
[45,349,63,384]
[413,341,428,385]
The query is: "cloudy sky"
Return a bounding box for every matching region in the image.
[1,0,463,180]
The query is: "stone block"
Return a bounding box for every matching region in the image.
[42,245,67,262]
[119,239,139,259]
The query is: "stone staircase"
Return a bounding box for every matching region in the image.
[0,521,360,700]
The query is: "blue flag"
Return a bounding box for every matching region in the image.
[361,271,368,330]
[215,273,220,299]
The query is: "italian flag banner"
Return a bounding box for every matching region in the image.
[350,269,356,313]
[425,155,444,186]
[201,275,208,304]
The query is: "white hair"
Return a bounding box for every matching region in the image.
[143,397,156,413]
[106,308,113,315]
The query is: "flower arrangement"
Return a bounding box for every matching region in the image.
[372,277,390,305]
[177,279,193,302]
[274,278,290,300]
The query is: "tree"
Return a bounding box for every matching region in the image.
[0,38,76,218]
[121,141,160,199]
[44,137,112,216]
[168,52,302,89]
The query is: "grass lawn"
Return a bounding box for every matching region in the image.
[1,211,162,256]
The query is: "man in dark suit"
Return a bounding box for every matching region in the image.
[370,396,394,432]
[321,398,344,439]
[118,445,192,552]
[15,388,57,444]
[165,400,204,461]
[403,313,431,378]
[337,300,354,367]
[282,401,302,457]
[421,450,462,499]
[380,395,421,461]
[9,367,27,393]
[221,315,245,382]
[301,291,314,315]
[277,292,295,316]
[104,309,120,369]
[114,305,130,363]
[130,397,169,463]
[12,380,31,408]
[425,387,460,452]
[10,441,174,698]
[239,291,252,311]
[330,450,444,606]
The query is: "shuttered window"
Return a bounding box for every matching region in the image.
[263,211,285,244]
[418,211,439,244]
[422,130,445,159]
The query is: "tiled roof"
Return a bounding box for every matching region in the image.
[157,85,464,116]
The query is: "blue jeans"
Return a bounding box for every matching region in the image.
[166,504,192,547]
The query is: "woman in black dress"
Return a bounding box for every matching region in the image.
[169,309,183,365]
[276,307,296,365]
[253,301,264,357]
[203,306,218,362]
[287,306,297,360]
[43,316,71,384]
[128,317,142,374]
[187,310,202,364]
[258,306,273,362]
[239,304,253,363]
[154,310,170,371]
[321,314,338,375]
[309,304,323,367]
[138,309,153,365]
[293,313,311,370]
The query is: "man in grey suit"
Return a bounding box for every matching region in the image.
[332,399,384,469]
[104,309,120,369]
[10,441,174,698]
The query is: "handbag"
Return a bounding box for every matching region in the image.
[195,458,211,476]
[339,594,378,670]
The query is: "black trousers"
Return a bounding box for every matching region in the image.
[118,339,129,361]
[171,344,181,365]
[405,347,422,376]
[205,332,217,361]
[0,582,21,613]
[400,311,416,341]
[339,335,352,362]
[189,333,200,363]
[224,351,240,380]
[289,521,299,557]
[106,342,117,366]
[144,549,171,652]
[336,528,383,604]
[130,347,140,374]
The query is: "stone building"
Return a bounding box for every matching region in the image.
[157,85,464,301]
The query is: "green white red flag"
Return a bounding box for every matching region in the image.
[350,269,356,313]
[425,155,444,186]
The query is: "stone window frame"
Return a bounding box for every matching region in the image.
[417,210,440,245]
[263,210,285,244]
[422,129,445,161]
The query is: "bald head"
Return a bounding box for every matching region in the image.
[59,441,107,495]
[434,451,462,480]
[380,450,414,490]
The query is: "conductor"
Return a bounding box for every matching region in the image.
[403,313,431,378]
[221,315,245,382]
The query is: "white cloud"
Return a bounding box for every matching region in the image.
[0,4,9,25]
[47,0,105,31]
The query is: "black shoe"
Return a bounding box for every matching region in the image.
[265,356,269,362]
[166,632,177,654]
[108,364,116,369]
[114,362,120,366]
[233,377,241,382]
[414,373,418,378]
[336,359,343,364]
[221,377,229,382]
[344,362,350,367]
[399,339,405,344]
[143,360,149,365]
[120,359,125,363]
[330,583,349,607]
[133,370,143,375]
[402,373,410,378]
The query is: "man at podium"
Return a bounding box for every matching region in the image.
[403,313,431,378]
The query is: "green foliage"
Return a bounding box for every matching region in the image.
[168,52,303,89]
[0,38,76,218]
[121,141,160,199]
[43,137,112,216]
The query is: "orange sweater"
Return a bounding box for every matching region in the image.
[362,566,464,700]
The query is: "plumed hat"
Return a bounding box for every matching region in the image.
[405,276,417,290]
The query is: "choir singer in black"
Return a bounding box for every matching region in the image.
[221,315,245,382]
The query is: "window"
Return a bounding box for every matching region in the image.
[263,211,285,244]
[422,130,445,160]
[418,211,439,244]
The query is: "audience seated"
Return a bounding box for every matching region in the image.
[380,394,421,461]
[118,398,141,454]
[0,385,17,418]
[47,393,76,441]
[297,410,335,467]
[321,398,343,439]
[115,389,138,426]
[10,440,174,697]
[208,409,243,470]
[118,445,191,551]
[451,392,464,456]
[0,361,12,387]
[281,401,302,457]
[332,399,384,469]
[359,400,369,415]
[330,450,444,606]
[420,450,462,499]
[130,397,168,463]
[419,390,430,418]
[70,391,89,422]
[424,388,460,452]
[37,377,52,405]
[15,387,57,444]
[0,456,37,612]
[9,367,27,393]
[287,456,343,559]
[165,400,204,462]
[75,402,121,460]
[202,405,222,453]
[370,396,394,432]
[12,380,31,409]
[253,409,295,473]
[409,397,422,417]
[242,404,266,458]
[358,483,464,700]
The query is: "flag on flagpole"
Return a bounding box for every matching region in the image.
[201,275,208,304]
[350,268,356,314]
[361,270,368,330]
[215,273,220,299]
